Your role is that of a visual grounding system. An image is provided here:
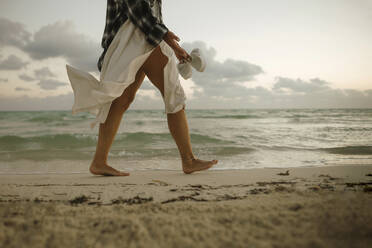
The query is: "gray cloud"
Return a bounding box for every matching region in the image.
[0,18,370,109]
[33,67,62,90]
[175,41,372,108]
[18,67,56,84]
[0,18,100,72]
[23,20,100,72]
[19,73,35,82]
[0,55,28,70]
[227,78,372,109]
[273,77,330,93]
[364,89,372,97]
[34,67,56,79]
[15,87,31,91]
[37,79,66,90]
[0,17,31,48]
[1,76,372,110]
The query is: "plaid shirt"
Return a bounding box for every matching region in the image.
[97,0,168,71]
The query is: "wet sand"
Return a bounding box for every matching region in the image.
[1,165,372,248]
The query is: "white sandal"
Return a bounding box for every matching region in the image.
[177,61,193,79]
[190,48,206,72]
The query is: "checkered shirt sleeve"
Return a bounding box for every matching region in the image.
[101,1,120,49]
[124,0,169,46]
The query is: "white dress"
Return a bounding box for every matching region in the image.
[66,19,186,129]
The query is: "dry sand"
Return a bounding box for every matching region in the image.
[1,165,372,248]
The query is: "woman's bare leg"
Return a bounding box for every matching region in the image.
[90,68,146,176]
[142,46,218,174]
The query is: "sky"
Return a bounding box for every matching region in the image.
[0,0,371,110]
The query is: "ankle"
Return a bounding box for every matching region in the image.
[91,159,107,167]
[181,155,196,163]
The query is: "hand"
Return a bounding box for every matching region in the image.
[164,31,192,64]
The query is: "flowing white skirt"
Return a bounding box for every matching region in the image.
[66,20,186,129]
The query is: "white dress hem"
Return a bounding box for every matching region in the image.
[66,20,187,129]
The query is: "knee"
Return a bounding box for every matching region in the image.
[113,93,135,110]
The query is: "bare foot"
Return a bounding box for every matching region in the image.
[182,157,218,174]
[90,162,130,176]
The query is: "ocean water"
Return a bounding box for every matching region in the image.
[0,109,372,174]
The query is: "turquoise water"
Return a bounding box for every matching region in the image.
[0,109,372,174]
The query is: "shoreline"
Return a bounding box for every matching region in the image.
[1,164,371,247]
[1,165,371,203]
[0,162,370,173]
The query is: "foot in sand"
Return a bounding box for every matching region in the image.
[90,162,130,176]
[182,157,218,174]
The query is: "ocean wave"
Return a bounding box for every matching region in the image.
[0,144,255,162]
[27,113,90,123]
[28,115,65,123]
[0,132,234,151]
[287,117,331,124]
[320,146,372,155]
[255,144,372,155]
[211,146,255,155]
[316,126,372,132]
[114,132,232,146]
[193,112,370,121]
[255,145,311,151]
[0,150,93,161]
[195,114,263,119]
[0,134,97,151]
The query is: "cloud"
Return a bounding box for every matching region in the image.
[0,18,100,72]
[19,73,35,82]
[0,78,8,83]
[34,67,64,90]
[175,75,372,109]
[18,67,57,84]
[23,20,100,72]
[37,79,67,90]
[174,41,372,108]
[15,87,31,92]
[273,77,330,93]
[0,55,28,70]
[0,17,31,48]
[18,66,64,91]
[1,76,372,110]
[34,67,56,79]
[241,78,372,108]
[364,89,372,97]
[0,18,371,109]
[33,67,62,90]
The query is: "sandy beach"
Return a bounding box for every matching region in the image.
[1,0,372,246]
[0,165,371,248]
